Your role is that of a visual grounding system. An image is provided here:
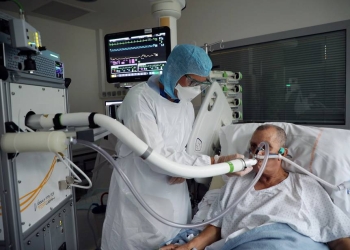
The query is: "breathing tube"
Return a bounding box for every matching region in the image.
[74,139,270,229]
[255,154,350,191]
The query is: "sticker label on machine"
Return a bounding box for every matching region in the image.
[34,192,55,211]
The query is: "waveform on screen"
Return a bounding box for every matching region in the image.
[109,37,161,46]
[111,53,158,61]
[109,44,158,52]
[110,53,160,66]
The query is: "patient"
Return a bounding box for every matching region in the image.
[161,124,350,250]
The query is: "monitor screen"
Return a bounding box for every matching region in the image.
[104,26,171,83]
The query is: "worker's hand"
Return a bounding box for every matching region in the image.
[226,166,253,177]
[216,153,244,163]
[168,177,186,185]
[216,154,253,177]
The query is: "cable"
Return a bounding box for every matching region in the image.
[65,156,92,189]
[56,153,92,189]
[100,192,108,206]
[0,156,57,215]
[11,0,23,9]
[87,203,100,250]
[19,156,57,212]
[11,0,24,14]
[56,153,82,183]
[74,139,269,229]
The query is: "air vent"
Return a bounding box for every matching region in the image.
[31,1,91,21]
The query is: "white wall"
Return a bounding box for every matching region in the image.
[8,1,347,114]
[105,0,350,47]
[5,1,350,113]
[102,0,350,97]
[177,0,350,46]
[2,11,104,114]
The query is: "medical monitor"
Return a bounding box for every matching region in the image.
[104,26,171,83]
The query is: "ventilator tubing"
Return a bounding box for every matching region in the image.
[22,112,268,227]
[74,139,270,229]
[93,114,246,178]
[25,113,255,178]
[255,154,345,191]
[0,131,67,153]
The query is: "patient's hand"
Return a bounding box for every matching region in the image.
[168,177,186,185]
[160,243,191,250]
[328,238,350,250]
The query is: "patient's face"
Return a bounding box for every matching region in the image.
[249,127,282,173]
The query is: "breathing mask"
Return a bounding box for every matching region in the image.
[175,84,201,102]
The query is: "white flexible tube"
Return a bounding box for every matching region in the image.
[93,114,148,156]
[93,114,256,177]
[256,154,340,191]
[59,113,252,177]
[75,139,270,229]
[24,113,256,177]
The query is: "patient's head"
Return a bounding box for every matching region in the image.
[249,124,288,175]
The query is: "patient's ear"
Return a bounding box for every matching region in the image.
[277,148,288,162]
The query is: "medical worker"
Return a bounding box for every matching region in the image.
[101,44,239,250]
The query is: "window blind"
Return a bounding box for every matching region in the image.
[209,30,346,125]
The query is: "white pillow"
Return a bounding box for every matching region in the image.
[219,122,350,216]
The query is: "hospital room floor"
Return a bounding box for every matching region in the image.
[77,209,104,250]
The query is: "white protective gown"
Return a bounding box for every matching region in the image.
[101,76,211,250]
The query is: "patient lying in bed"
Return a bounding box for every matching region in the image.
[161,124,350,250]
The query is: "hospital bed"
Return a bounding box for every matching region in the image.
[163,121,350,248]
[174,80,350,247]
[187,80,349,216]
[193,122,350,219]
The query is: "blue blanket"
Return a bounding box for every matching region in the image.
[160,229,202,247]
[221,223,329,250]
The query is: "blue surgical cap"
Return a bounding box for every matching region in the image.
[160,44,212,99]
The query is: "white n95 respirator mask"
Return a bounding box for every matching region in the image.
[175,84,201,102]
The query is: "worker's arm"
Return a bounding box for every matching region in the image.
[160,225,221,250]
[327,238,350,250]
